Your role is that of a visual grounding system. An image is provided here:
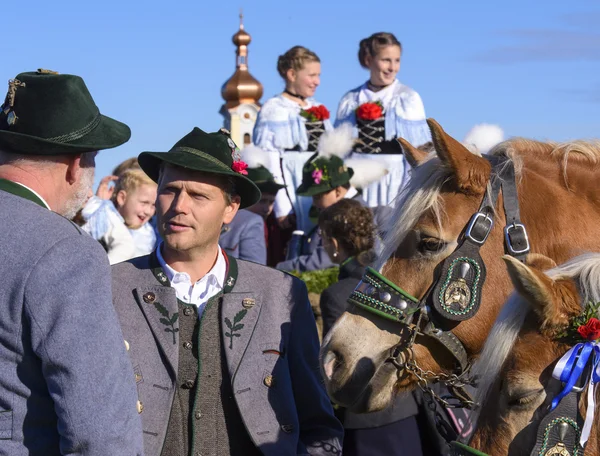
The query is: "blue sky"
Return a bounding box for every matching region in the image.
[2,0,599,187]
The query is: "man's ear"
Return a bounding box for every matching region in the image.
[66,154,84,185]
[223,195,241,225]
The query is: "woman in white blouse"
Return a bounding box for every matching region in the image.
[336,32,430,206]
[253,46,332,229]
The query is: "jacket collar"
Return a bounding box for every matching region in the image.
[339,256,366,281]
[0,178,49,209]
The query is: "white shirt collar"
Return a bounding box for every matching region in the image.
[12,182,51,209]
[344,186,358,200]
[156,242,227,313]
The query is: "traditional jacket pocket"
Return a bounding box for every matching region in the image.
[0,410,12,439]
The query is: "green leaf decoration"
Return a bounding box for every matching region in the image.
[225,309,249,349]
[152,300,179,345]
[153,302,169,317]
[234,309,247,324]
[289,267,340,294]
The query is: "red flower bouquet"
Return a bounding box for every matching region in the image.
[577,317,600,341]
[301,105,330,122]
[356,101,384,121]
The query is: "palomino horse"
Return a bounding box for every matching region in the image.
[320,118,600,414]
[469,253,600,456]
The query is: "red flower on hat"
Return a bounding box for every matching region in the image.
[232,160,248,175]
[356,101,384,121]
[577,317,600,341]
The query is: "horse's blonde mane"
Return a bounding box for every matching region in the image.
[375,138,600,271]
[473,252,600,421]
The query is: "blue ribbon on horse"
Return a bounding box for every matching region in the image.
[551,342,596,410]
[551,342,600,446]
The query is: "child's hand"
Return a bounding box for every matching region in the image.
[96,175,118,200]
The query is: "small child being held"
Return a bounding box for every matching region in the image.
[82,169,157,264]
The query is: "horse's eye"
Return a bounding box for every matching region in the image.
[418,237,445,254]
[507,388,545,409]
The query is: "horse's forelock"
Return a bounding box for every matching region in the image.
[374,156,450,271]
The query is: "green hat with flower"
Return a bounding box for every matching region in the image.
[138,127,261,209]
[296,152,354,197]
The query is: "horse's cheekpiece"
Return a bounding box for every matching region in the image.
[348,154,531,411]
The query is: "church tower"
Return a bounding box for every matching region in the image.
[220,12,263,147]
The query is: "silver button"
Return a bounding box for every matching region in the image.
[183,342,192,350]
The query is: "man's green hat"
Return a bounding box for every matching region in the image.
[0,70,131,154]
[138,127,261,209]
[296,153,354,197]
[246,165,285,196]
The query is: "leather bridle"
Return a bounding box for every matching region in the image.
[348,154,531,409]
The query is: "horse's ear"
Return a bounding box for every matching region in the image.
[502,255,579,330]
[525,253,557,271]
[427,118,491,195]
[398,138,429,168]
[503,255,555,318]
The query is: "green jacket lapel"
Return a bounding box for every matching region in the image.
[221,254,262,382]
[0,178,48,208]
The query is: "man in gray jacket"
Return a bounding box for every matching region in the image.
[112,127,343,456]
[0,70,144,455]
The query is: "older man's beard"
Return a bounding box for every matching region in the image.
[62,166,95,220]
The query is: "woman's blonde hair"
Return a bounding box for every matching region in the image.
[277,46,320,80]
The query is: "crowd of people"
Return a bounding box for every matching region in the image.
[0,30,458,456]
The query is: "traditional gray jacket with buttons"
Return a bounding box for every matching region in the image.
[111,251,343,456]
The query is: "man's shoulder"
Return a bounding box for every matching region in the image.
[230,209,263,227]
[111,254,153,282]
[0,191,104,256]
[236,260,304,291]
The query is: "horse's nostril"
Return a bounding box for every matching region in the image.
[323,351,338,380]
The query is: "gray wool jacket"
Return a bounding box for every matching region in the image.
[0,181,144,456]
[111,251,343,456]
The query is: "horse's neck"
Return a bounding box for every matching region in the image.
[519,161,600,262]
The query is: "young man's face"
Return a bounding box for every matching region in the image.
[116,184,157,229]
[156,166,240,254]
[248,193,276,220]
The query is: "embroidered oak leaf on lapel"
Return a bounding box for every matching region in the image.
[225,309,247,349]
[154,301,179,344]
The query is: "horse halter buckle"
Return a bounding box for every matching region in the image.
[465,212,494,245]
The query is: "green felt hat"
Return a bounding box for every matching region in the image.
[138,127,261,209]
[296,153,354,197]
[246,165,285,196]
[0,70,131,154]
